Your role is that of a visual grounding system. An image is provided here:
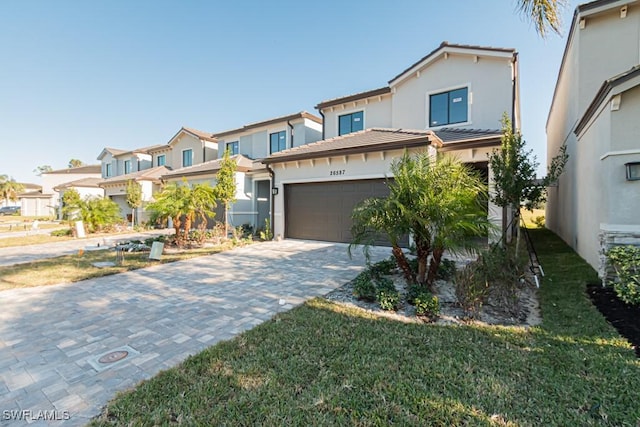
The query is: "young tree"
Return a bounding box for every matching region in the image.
[33,165,52,176]
[68,159,85,168]
[80,197,122,233]
[0,176,24,207]
[61,188,83,222]
[214,149,237,235]
[489,114,568,245]
[125,180,143,227]
[351,152,490,289]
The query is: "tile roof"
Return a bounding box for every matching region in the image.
[262,128,434,163]
[99,166,170,186]
[182,127,217,142]
[54,177,104,190]
[162,155,257,179]
[213,111,322,138]
[45,165,102,175]
[315,87,392,110]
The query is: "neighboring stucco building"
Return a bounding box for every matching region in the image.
[263,42,519,243]
[546,0,640,275]
[19,165,102,218]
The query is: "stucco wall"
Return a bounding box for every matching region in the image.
[392,54,513,131]
[170,133,205,167]
[322,96,392,139]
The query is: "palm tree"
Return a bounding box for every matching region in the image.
[0,175,24,207]
[350,152,491,290]
[516,0,566,37]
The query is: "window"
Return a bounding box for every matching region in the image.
[124,160,131,174]
[105,163,112,177]
[182,149,193,167]
[429,87,468,127]
[270,131,286,154]
[227,141,239,156]
[156,155,166,166]
[339,111,364,136]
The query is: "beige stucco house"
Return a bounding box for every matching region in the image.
[263,42,519,243]
[19,165,102,218]
[546,0,640,276]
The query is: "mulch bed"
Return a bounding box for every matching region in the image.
[586,283,640,357]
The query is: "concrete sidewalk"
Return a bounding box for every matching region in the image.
[0,229,173,267]
[0,239,389,426]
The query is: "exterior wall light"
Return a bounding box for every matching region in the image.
[625,162,640,181]
[272,187,279,195]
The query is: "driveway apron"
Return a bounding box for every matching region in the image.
[0,240,388,426]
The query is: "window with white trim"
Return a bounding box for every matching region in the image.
[338,111,364,136]
[429,87,468,127]
[105,163,112,177]
[182,149,193,167]
[270,131,286,154]
[157,155,165,166]
[124,160,131,174]
[227,141,239,156]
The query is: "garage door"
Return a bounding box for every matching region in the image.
[284,179,406,245]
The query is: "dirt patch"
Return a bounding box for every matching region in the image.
[587,283,640,357]
[325,260,541,327]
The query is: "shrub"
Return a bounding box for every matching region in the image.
[454,262,489,317]
[533,215,545,228]
[377,288,400,311]
[51,228,72,237]
[369,256,397,276]
[607,245,640,305]
[414,292,440,318]
[353,271,377,302]
[436,258,457,280]
[259,218,273,241]
[406,284,424,305]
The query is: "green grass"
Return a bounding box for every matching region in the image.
[0,241,237,290]
[90,229,640,426]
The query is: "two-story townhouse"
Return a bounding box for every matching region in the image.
[263,42,519,243]
[546,0,640,276]
[19,165,102,218]
[163,112,322,231]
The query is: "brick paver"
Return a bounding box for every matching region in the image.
[0,240,387,426]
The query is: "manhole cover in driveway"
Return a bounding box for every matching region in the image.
[99,350,129,364]
[88,345,140,372]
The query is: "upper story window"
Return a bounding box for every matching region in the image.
[157,155,165,167]
[270,131,286,154]
[124,160,132,174]
[339,111,364,136]
[227,141,239,156]
[429,87,468,127]
[105,163,112,177]
[182,149,193,167]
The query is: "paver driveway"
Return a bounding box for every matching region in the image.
[0,240,387,426]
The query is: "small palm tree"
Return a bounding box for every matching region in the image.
[517,0,566,37]
[0,175,24,207]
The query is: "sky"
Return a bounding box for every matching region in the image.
[0,0,580,184]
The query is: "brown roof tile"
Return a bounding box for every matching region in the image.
[54,177,104,190]
[262,128,434,163]
[99,166,170,186]
[182,127,217,142]
[162,155,256,179]
[45,165,102,175]
[213,111,322,138]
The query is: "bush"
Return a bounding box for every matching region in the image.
[436,258,457,280]
[607,245,640,305]
[377,288,400,311]
[369,257,397,277]
[353,271,377,302]
[406,284,423,305]
[454,262,489,317]
[533,215,545,228]
[414,291,440,318]
[51,228,72,237]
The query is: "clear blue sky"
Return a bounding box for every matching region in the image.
[0,0,579,184]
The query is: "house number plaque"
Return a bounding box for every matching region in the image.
[329,169,346,176]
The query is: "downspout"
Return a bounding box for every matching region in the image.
[266,163,276,240]
[319,109,325,139]
[507,51,520,241]
[287,120,294,148]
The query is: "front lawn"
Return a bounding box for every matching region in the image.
[0,242,236,291]
[91,229,640,426]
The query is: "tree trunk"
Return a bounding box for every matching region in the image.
[184,214,193,244]
[131,208,135,228]
[392,245,415,285]
[414,236,430,286]
[173,215,182,246]
[426,247,445,289]
[224,203,229,238]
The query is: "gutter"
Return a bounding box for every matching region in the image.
[512,51,519,131]
[319,109,325,139]
[287,120,294,148]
